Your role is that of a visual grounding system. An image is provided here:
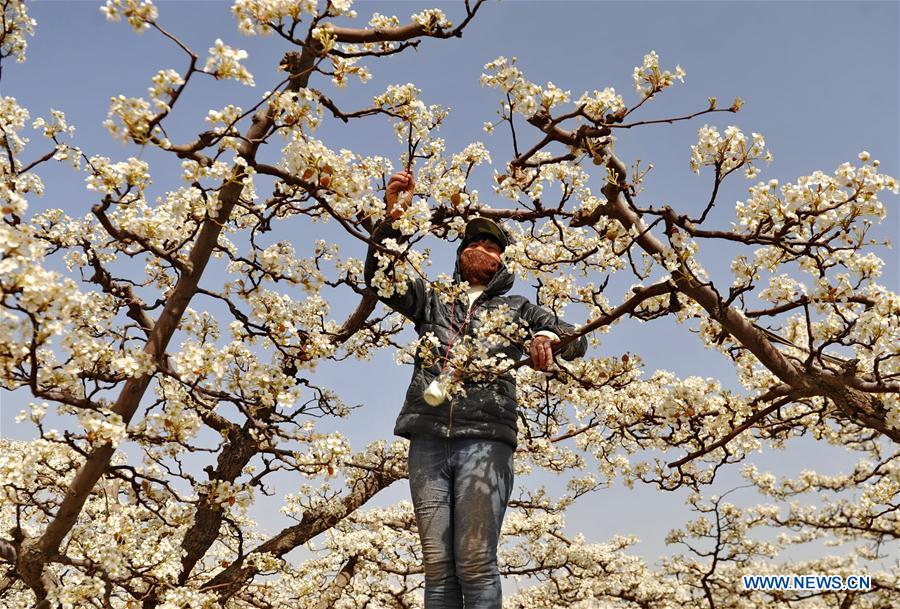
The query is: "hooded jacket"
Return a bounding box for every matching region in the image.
[363,219,588,449]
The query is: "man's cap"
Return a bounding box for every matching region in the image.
[462,217,510,252]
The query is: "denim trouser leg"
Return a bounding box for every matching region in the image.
[408,434,515,609]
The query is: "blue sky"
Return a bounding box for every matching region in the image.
[2,0,898,576]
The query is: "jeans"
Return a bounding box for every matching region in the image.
[407,433,515,609]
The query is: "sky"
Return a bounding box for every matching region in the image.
[1,0,898,584]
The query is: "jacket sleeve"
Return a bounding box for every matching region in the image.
[363,219,427,325]
[520,300,587,361]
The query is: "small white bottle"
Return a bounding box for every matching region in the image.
[423,375,448,406]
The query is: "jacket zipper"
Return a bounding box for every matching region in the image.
[448,402,454,437]
[448,297,464,438]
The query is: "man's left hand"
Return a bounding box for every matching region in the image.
[530,335,557,371]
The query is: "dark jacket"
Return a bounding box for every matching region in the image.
[363,219,587,449]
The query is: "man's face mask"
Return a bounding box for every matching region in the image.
[459,239,502,285]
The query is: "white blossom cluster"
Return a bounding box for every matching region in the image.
[500,509,669,608]
[480,56,543,117]
[204,38,255,86]
[1,97,43,216]
[733,156,894,239]
[576,86,626,122]
[32,109,75,141]
[690,124,771,177]
[501,219,623,288]
[268,88,323,135]
[290,431,352,478]
[414,139,491,209]
[101,0,158,33]
[173,329,305,405]
[229,240,327,293]
[156,588,221,609]
[373,82,449,150]
[278,134,383,223]
[327,0,355,17]
[77,408,128,447]
[632,50,685,96]
[720,156,898,396]
[365,11,401,34]
[367,236,430,300]
[203,479,255,511]
[204,103,244,145]
[1,0,35,63]
[311,25,373,88]
[84,155,150,195]
[131,387,203,448]
[148,68,185,112]
[232,0,319,36]
[411,8,452,33]
[103,94,158,144]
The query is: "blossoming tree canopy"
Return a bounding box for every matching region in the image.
[1,0,898,607]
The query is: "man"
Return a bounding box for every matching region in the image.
[364,170,587,609]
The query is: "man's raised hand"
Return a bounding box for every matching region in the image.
[385,170,415,220]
